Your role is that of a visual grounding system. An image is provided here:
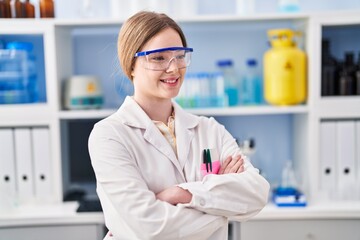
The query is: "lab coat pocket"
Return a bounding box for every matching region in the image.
[201,160,221,177]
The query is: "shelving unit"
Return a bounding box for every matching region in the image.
[1,10,360,240]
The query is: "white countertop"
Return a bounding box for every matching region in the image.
[253,202,360,220]
[1,201,360,228]
[0,202,104,227]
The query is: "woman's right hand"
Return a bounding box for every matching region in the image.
[218,155,244,174]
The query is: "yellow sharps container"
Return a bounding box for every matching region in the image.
[264,29,306,105]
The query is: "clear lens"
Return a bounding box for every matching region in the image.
[142,50,191,71]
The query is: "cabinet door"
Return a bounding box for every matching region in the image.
[0,224,104,240]
[240,220,360,240]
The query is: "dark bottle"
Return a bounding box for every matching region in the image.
[24,0,34,18]
[321,39,338,96]
[14,0,25,18]
[40,0,54,18]
[356,52,360,95]
[339,52,356,96]
[0,0,12,18]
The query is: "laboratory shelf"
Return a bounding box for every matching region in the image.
[0,103,51,126]
[316,96,360,119]
[58,109,116,120]
[57,105,308,119]
[186,104,308,116]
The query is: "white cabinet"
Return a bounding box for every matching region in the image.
[0,224,104,240]
[240,219,360,240]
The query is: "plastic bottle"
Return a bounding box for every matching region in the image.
[216,59,239,106]
[241,59,262,105]
[264,29,306,105]
[39,0,54,18]
[278,0,300,13]
[5,42,38,103]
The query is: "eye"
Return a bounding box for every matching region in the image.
[175,54,186,60]
[148,53,166,62]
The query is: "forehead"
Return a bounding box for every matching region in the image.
[141,28,183,52]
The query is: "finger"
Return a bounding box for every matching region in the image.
[229,157,243,173]
[219,156,232,174]
[224,155,241,173]
[236,165,244,173]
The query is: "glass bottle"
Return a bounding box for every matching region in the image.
[24,0,34,18]
[39,0,54,18]
[321,39,338,96]
[339,52,356,96]
[0,0,12,18]
[14,0,25,18]
[356,52,360,95]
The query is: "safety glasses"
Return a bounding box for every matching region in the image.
[134,47,193,71]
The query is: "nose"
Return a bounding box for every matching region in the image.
[166,57,179,72]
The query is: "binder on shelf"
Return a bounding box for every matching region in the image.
[356,121,360,200]
[14,128,35,202]
[336,120,356,200]
[319,121,337,199]
[31,127,53,200]
[0,128,17,209]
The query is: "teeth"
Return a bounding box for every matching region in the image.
[162,79,177,83]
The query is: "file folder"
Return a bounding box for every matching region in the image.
[356,121,360,200]
[0,128,17,203]
[336,120,356,200]
[31,127,53,200]
[14,128,34,202]
[319,121,337,198]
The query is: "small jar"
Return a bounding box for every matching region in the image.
[39,0,54,18]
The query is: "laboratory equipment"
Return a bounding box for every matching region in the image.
[0,41,38,104]
[264,28,306,105]
[64,75,103,110]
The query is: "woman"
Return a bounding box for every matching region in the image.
[88,11,269,240]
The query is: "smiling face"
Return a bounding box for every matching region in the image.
[131,28,186,104]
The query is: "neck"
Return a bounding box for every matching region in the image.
[133,96,173,124]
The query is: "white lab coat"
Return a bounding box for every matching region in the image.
[88,96,270,240]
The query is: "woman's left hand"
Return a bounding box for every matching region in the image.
[218,155,244,174]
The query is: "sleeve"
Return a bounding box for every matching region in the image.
[177,118,270,221]
[88,122,226,240]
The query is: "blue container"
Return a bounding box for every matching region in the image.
[0,42,38,104]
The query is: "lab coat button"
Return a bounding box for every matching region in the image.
[199,198,206,206]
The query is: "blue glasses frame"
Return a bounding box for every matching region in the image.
[134,47,193,57]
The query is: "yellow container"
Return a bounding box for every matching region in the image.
[264,29,307,105]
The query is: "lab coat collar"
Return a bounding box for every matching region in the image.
[116,96,200,130]
[116,96,200,181]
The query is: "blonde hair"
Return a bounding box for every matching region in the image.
[117,11,188,80]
